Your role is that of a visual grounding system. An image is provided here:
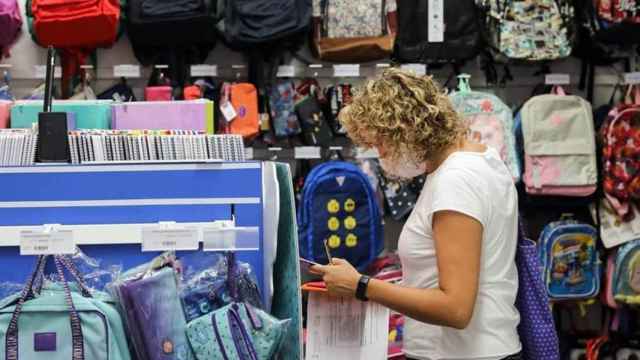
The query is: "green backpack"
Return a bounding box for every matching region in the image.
[0,255,131,360]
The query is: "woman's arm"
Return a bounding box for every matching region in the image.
[312,210,482,330]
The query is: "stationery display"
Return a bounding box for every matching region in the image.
[0,129,37,166]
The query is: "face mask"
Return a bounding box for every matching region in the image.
[379,154,426,179]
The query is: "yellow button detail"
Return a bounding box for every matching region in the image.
[328,235,341,248]
[346,233,358,248]
[327,199,340,213]
[328,217,340,231]
[344,198,356,212]
[344,216,357,230]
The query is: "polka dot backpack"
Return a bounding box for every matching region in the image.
[298,161,383,271]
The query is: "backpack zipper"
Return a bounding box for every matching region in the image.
[211,313,230,360]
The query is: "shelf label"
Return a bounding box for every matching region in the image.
[400,63,427,76]
[141,224,199,251]
[276,65,295,78]
[625,72,640,85]
[333,64,360,77]
[428,0,444,43]
[203,226,260,251]
[356,147,380,159]
[113,65,141,78]
[190,64,217,77]
[245,147,254,160]
[295,146,321,159]
[545,73,570,85]
[34,65,61,79]
[20,228,74,255]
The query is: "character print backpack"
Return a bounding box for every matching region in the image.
[612,239,640,305]
[324,83,351,135]
[601,85,640,222]
[481,0,574,62]
[539,218,601,300]
[517,86,597,197]
[298,161,383,272]
[268,81,301,138]
[449,75,520,181]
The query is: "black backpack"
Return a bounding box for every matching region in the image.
[393,0,481,64]
[126,0,218,86]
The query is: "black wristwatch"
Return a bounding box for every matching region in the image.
[356,275,371,301]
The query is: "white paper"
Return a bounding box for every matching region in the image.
[34,65,62,79]
[306,293,389,360]
[625,72,640,85]
[245,147,254,160]
[20,229,75,255]
[401,63,427,76]
[191,64,218,77]
[428,0,444,43]
[141,226,199,251]
[277,65,296,78]
[220,102,238,122]
[545,73,570,85]
[113,65,141,78]
[334,64,360,78]
[202,226,260,251]
[295,146,322,159]
[356,147,380,159]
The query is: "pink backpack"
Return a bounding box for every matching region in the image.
[0,100,9,128]
[0,0,22,58]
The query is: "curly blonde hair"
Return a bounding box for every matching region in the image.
[340,68,467,163]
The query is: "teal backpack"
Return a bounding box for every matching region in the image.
[0,255,131,360]
[613,239,640,305]
[10,100,112,129]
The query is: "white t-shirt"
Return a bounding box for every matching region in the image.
[397,148,521,360]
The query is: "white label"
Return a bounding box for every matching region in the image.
[190,64,218,77]
[202,226,260,251]
[294,146,321,159]
[276,65,295,78]
[329,146,343,151]
[113,65,141,78]
[545,73,570,85]
[428,0,445,43]
[245,147,254,160]
[34,65,62,79]
[20,229,74,255]
[356,147,380,159]
[309,64,323,69]
[376,63,391,68]
[333,64,360,77]
[220,102,237,122]
[625,72,640,85]
[400,63,427,76]
[141,227,199,252]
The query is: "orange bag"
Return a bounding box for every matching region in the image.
[219,82,259,140]
[183,85,202,100]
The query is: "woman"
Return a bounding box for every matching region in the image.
[311,69,521,360]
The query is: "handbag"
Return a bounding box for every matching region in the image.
[186,302,289,360]
[515,219,560,360]
[0,255,131,360]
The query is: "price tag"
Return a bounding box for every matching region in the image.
[113,65,141,78]
[294,146,322,159]
[545,73,570,85]
[428,0,444,43]
[245,147,254,160]
[276,65,295,78]
[141,225,199,252]
[220,102,237,122]
[356,147,380,159]
[625,72,640,85]
[20,228,74,255]
[333,64,360,77]
[34,65,62,79]
[190,64,218,77]
[203,226,260,251]
[400,63,427,76]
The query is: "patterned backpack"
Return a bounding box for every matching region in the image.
[601,86,640,221]
[518,86,597,197]
[481,0,574,61]
[613,239,640,305]
[0,0,21,59]
[449,75,520,181]
[538,219,601,300]
[268,81,301,138]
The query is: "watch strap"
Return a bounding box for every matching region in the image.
[356,275,371,301]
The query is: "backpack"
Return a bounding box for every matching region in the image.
[0,0,21,58]
[538,219,601,300]
[393,0,481,64]
[324,84,351,135]
[482,0,574,62]
[613,239,640,305]
[518,86,597,197]
[449,76,520,182]
[219,82,260,140]
[603,248,619,309]
[295,85,333,147]
[269,81,301,138]
[601,87,640,221]
[311,0,397,62]
[298,161,383,272]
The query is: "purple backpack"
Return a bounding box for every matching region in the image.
[516,220,560,359]
[0,0,21,58]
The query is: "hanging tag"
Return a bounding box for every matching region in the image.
[333,64,360,77]
[428,0,444,43]
[276,65,296,78]
[624,72,640,85]
[400,64,427,76]
[545,73,570,85]
[20,226,74,255]
[295,146,322,159]
[220,102,238,122]
[141,222,199,252]
[190,64,217,77]
[259,113,271,131]
[113,65,141,78]
[34,65,62,79]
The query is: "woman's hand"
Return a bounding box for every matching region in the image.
[311,258,362,298]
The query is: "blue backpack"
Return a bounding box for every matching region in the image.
[539,220,601,300]
[613,239,640,305]
[298,161,383,271]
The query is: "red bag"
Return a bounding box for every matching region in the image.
[31,0,120,48]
